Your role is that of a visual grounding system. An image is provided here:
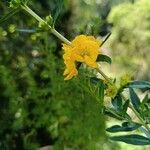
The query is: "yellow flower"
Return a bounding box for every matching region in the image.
[63,51,78,80]
[62,35,101,80]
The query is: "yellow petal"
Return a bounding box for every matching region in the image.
[64,69,78,80]
[63,68,69,76]
[84,56,98,68]
[74,54,84,62]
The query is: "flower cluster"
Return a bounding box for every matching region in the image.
[62,35,101,80]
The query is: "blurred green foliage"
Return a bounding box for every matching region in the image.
[107,0,150,80]
[0,0,106,149]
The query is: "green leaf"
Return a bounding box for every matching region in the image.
[104,107,123,120]
[16,28,40,33]
[122,100,129,115]
[110,134,150,145]
[99,79,104,102]
[90,77,105,102]
[0,8,20,24]
[96,54,112,64]
[122,121,141,130]
[52,0,64,26]
[106,125,121,132]
[90,77,101,85]
[111,95,122,112]
[128,81,150,89]
[140,127,150,139]
[129,88,141,112]
[106,122,141,133]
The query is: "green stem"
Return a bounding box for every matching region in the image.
[21,4,71,45]
[131,106,150,130]
[96,68,112,84]
[51,28,71,45]
[21,5,43,22]
[121,93,150,131]
[97,68,150,132]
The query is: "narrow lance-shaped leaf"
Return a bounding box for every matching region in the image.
[129,88,141,112]
[98,80,104,102]
[122,100,129,115]
[104,107,123,120]
[140,127,150,139]
[96,54,112,64]
[110,134,150,145]
[111,95,122,112]
[106,122,141,133]
[90,77,101,85]
[128,81,150,89]
[16,28,41,33]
